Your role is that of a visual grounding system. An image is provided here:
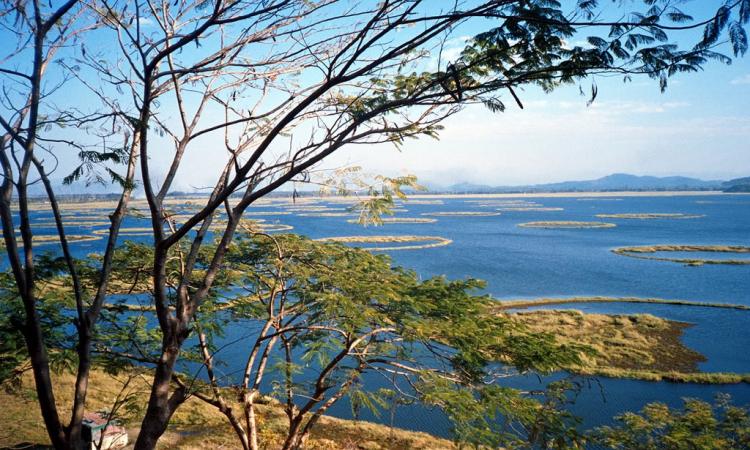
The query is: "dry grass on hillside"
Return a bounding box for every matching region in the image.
[0,370,453,450]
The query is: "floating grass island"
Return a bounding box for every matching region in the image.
[497,207,564,211]
[32,220,111,228]
[402,199,444,205]
[298,212,357,217]
[93,227,155,236]
[506,309,750,384]
[0,234,101,247]
[475,201,542,208]
[243,211,292,216]
[518,221,616,229]
[510,310,704,372]
[251,223,294,232]
[596,213,705,219]
[316,235,452,251]
[495,296,750,311]
[216,221,293,232]
[613,245,750,266]
[421,211,501,217]
[284,206,333,212]
[466,199,530,204]
[346,217,437,224]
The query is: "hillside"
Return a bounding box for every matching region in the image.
[437,173,728,193]
[722,177,750,192]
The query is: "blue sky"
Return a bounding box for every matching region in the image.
[3,1,749,193]
[326,60,750,186]
[320,2,750,187]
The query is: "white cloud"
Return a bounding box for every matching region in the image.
[730,74,750,85]
[587,100,689,115]
[321,99,750,187]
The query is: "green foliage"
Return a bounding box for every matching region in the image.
[593,395,750,449]
[318,0,750,143]
[0,232,590,445]
[216,233,591,445]
[420,378,585,449]
[317,167,425,226]
[0,255,80,388]
[3,232,748,448]
[348,174,424,226]
[63,140,135,190]
[454,0,749,102]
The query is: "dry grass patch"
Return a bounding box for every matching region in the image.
[298,212,356,217]
[421,211,500,217]
[346,217,437,224]
[510,310,704,373]
[402,200,444,205]
[497,207,564,211]
[316,235,452,251]
[0,370,453,450]
[0,234,101,247]
[32,221,111,228]
[518,221,616,229]
[243,211,292,216]
[613,245,750,266]
[496,296,750,311]
[93,227,155,237]
[595,213,704,219]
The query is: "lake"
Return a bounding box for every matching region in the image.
[12,192,750,436]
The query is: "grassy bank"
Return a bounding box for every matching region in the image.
[510,310,704,372]
[575,368,750,384]
[506,309,750,384]
[496,296,750,311]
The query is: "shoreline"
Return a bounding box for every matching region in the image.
[495,296,750,311]
[405,191,750,199]
[19,190,750,206]
[319,190,746,200]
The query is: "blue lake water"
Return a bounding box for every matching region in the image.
[9,193,750,436]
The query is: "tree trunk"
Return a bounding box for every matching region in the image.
[246,392,259,450]
[66,332,92,450]
[23,306,68,449]
[133,343,183,450]
[280,417,306,450]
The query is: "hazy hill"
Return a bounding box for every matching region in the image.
[439,173,726,193]
[27,173,748,198]
[722,177,750,193]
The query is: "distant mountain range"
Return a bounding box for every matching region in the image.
[432,173,750,194]
[26,173,750,198]
[722,177,750,193]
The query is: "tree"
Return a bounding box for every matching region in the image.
[186,232,588,450]
[593,396,750,449]
[1,1,749,449]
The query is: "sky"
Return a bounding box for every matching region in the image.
[317,2,750,187]
[323,66,750,187]
[322,35,750,187]
[2,1,749,193]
